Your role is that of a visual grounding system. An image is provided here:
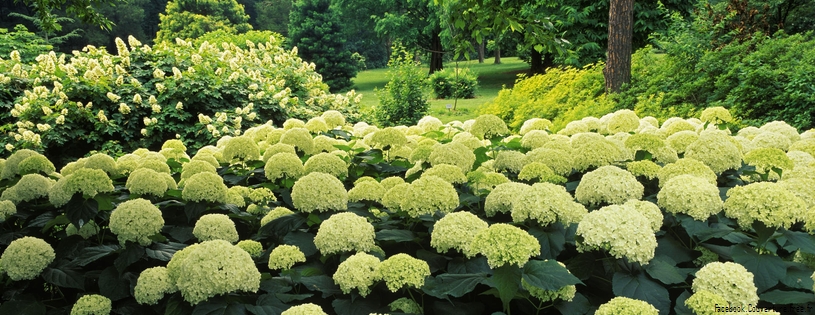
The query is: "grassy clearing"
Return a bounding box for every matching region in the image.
[352,57,529,123]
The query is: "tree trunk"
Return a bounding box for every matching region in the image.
[529,49,554,75]
[604,0,634,93]
[477,39,485,63]
[494,47,501,64]
[428,32,444,74]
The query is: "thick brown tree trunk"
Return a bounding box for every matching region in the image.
[529,48,543,75]
[429,32,444,74]
[494,47,501,64]
[604,0,634,93]
[478,39,485,63]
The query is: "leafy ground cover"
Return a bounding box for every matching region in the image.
[353,57,528,123]
[2,106,815,315]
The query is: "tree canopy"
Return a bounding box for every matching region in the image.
[156,0,252,43]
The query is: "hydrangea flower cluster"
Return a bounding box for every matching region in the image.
[685,131,743,174]
[626,160,661,180]
[193,214,239,243]
[348,180,387,203]
[525,148,573,176]
[236,240,264,258]
[421,164,468,184]
[692,262,759,306]
[260,207,295,226]
[400,175,459,217]
[389,297,423,314]
[1,173,55,204]
[70,294,112,315]
[181,172,228,203]
[595,297,658,315]
[743,147,794,175]
[0,236,55,280]
[49,168,115,207]
[281,303,327,315]
[576,204,656,264]
[723,182,807,228]
[470,114,509,139]
[428,142,476,172]
[469,223,540,268]
[570,133,626,172]
[657,174,722,220]
[430,211,489,256]
[575,166,643,206]
[291,172,348,212]
[375,253,431,292]
[303,152,347,178]
[606,109,640,133]
[313,212,375,255]
[134,266,176,305]
[333,252,381,296]
[172,240,261,305]
[66,221,100,239]
[222,135,260,161]
[623,200,663,232]
[0,200,15,222]
[268,245,307,270]
[264,152,305,180]
[126,168,176,197]
[658,158,717,188]
[699,106,734,125]
[521,130,550,149]
[518,162,567,184]
[685,290,728,315]
[109,198,164,246]
[369,127,408,149]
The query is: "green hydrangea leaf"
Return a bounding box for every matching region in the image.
[781,264,815,290]
[114,242,145,272]
[485,264,522,310]
[522,259,582,291]
[331,298,380,315]
[297,275,342,297]
[375,229,415,242]
[759,290,815,305]
[612,271,670,315]
[731,244,786,292]
[644,256,687,285]
[779,229,815,255]
[73,244,120,266]
[0,300,46,315]
[192,299,247,315]
[98,266,130,301]
[65,193,98,228]
[528,225,567,260]
[145,242,187,261]
[42,266,85,290]
[554,292,593,315]
[423,273,488,299]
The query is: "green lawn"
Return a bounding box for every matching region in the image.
[351,57,529,123]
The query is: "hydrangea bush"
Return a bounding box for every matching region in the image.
[2,108,815,315]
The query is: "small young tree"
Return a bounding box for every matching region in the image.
[288,0,357,92]
[374,46,429,126]
[156,0,253,43]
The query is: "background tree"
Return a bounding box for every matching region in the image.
[155,0,252,43]
[604,0,634,93]
[288,0,357,91]
[254,0,291,36]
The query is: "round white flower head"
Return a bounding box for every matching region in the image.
[606,109,640,133]
[262,143,298,163]
[264,152,305,181]
[558,120,589,136]
[493,150,526,173]
[48,168,115,207]
[380,176,406,190]
[533,183,588,225]
[470,114,509,139]
[135,267,175,305]
[521,130,550,149]
[281,303,327,315]
[126,168,176,197]
[0,236,55,280]
[193,213,239,243]
[70,294,111,315]
[265,128,287,144]
[162,139,187,151]
[685,290,728,315]
[66,221,100,239]
[268,245,306,270]
[658,158,717,188]
[369,127,408,150]
[684,132,743,174]
[16,154,56,175]
[626,160,661,180]
[280,128,314,155]
[467,171,510,192]
[305,116,329,133]
[657,174,722,221]
[744,147,794,175]
[788,150,815,168]
[525,148,573,176]
[375,253,431,292]
[322,110,346,128]
[314,212,375,255]
[260,207,295,226]
[595,297,658,315]
[283,118,306,130]
[624,133,666,153]
[759,121,800,142]
[181,172,228,203]
[2,173,55,204]
[431,211,489,256]
[222,136,260,162]
[174,240,261,305]
[382,183,410,211]
[312,135,339,153]
[623,199,663,232]
[700,106,734,125]
[575,166,643,206]
[751,131,792,151]
[84,153,118,176]
[790,138,815,158]
[291,172,348,212]
[662,119,697,136]
[421,164,467,184]
[428,142,476,173]
[666,130,699,154]
[484,182,527,217]
[778,178,815,209]
[518,162,567,184]
[692,262,759,306]
[389,297,423,314]
[520,118,553,135]
[304,152,347,178]
[400,175,459,217]
[236,240,263,258]
[2,149,44,179]
[469,223,541,268]
[723,182,807,229]
[0,200,17,222]
[416,116,442,133]
[333,252,381,297]
[348,180,387,203]
[570,133,627,172]
[451,131,486,150]
[109,198,165,246]
[576,204,656,264]
[179,160,217,186]
[737,126,763,140]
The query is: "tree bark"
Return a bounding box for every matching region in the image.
[494,47,501,64]
[529,48,543,75]
[428,32,444,74]
[477,39,485,63]
[604,0,634,93]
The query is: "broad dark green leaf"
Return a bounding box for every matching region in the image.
[184,201,208,222]
[486,265,522,310]
[781,264,815,290]
[73,244,120,266]
[673,290,692,315]
[779,229,815,255]
[448,256,492,275]
[731,244,786,292]
[612,271,670,315]
[332,298,380,315]
[65,194,99,228]
[654,235,694,264]
[375,229,415,242]
[0,300,46,315]
[644,256,687,285]
[529,225,566,259]
[192,300,247,315]
[36,212,62,231]
[680,216,734,242]
[259,278,293,294]
[417,249,448,273]
[565,253,596,281]
[115,243,145,272]
[42,266,85,290]
[522,259,582,291]
[99,266,130,301]
[167,226,195,243]
[146,242,187,261]
[256,214,305,239]
[423,273,488,299]
[274,293,312,303]
[554,292,593,315]
[430,300,485,315]
[298,275,342,297]
[93,193,115,211]
[283,231,318,257]
[759,290,815,304]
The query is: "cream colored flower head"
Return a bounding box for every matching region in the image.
[575,165,643,206]
[313,212,375,255]
[692,262,758,306]
[595,297,658,315]
[469,223,540,268]
[70,294,111,315]
[109,198,165,246]
[723,182,807,229]
[291,172,347,212]
[0,236,55,280]
[431,211,489,256]
[172,240,261,305]
[333,252,381,296]
[657,174,722,221]
[576,204,656,264]
[193,213,239,243]
[375,253,431,292]
[268,244,306,270]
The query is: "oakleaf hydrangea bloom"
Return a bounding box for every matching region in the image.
[685,290,728,315]
[222,136,260,162]
[576,204,656,264]
[422,164,467,184]
[389,297,423,314]
[126,168,176,197]
[348,180,387,203]
[375,253,431,292]
[744,147,794,175]
[400,175,459,217]
[518,162,567,184]
[109,198,164,246]
[0,200,16,222]
[66,221,100,239]
[428,142,476,173]
[520,118,553,135]
[181,172,228,203]
[470,223,540,268]
[280,128,314,155]
[521,261,576,302]
[268,245,306,270]
[759,121,800,142]
[494,150,526,173]
[173,240,261,305]
[236,240,263,258]
[723,182,807,228]
[291,172,348,212]
[570,133,626,172]
[70,294,111,315]
[521,130,550,149]
[49,168,115,207]
[0,236,55,280]
[470,114,509,139]
[658,158,717,188]
[262,143,298,162]
[369,127,408,149]
[692,262,759,306]
[575,166,643,206]
[626,160,661,180]
[685,132,743,174]
[260,207,295,226]
[525,148,573,176]
[193,214,239,243]
[314,212,375,255]
[16,154,56,175]
[135,267,175,305]
[264,152,305,181]
[1,173,55,204]
[657,175,722,221]
[595,297,658,315]
[666,130,699,154]
[431,211,489,256]
[281,303,327,315]
[333,252,380,296]
[304,152,347,178]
